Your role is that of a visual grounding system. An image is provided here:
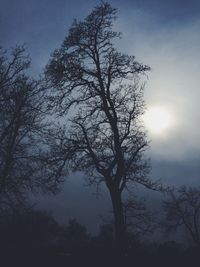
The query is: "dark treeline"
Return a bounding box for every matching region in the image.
[1,2,200,266]
[0,208,199,267]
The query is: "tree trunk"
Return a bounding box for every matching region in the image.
[109,185,126,253]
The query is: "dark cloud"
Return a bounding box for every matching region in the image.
[151,154,200,186]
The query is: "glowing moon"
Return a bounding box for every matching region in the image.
[143,106,172,134]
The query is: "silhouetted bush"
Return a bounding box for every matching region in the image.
[0,209,59,252]
[59,219,90,254]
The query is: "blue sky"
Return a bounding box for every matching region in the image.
[1,0,200,230]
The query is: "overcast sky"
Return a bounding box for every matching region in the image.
[1,0,200,231]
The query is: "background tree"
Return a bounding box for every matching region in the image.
[124,196,156,238]
[60,219,90,254]
[163,186,200,247]
[0,208,60,266]
[0,46,55,212]
[45,2,161,250]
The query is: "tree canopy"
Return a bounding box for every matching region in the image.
[0,46,55,212]
[44,2,161,249]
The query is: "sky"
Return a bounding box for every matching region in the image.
[1,0,200,232]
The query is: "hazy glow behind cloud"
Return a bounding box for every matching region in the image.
[116,12,200,160]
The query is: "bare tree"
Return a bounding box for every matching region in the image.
[163,186,200,247]
[0,46,53,212]
[124,196,156,238]
[44,2,161,250]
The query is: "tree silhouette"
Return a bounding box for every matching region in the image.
[0,208,59,261]
[163,186,200,247]
[0,46,54,212]
[60,219,90,253]
[95,222,115,250]
[124,196,156,238]
[44,2,161,251]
